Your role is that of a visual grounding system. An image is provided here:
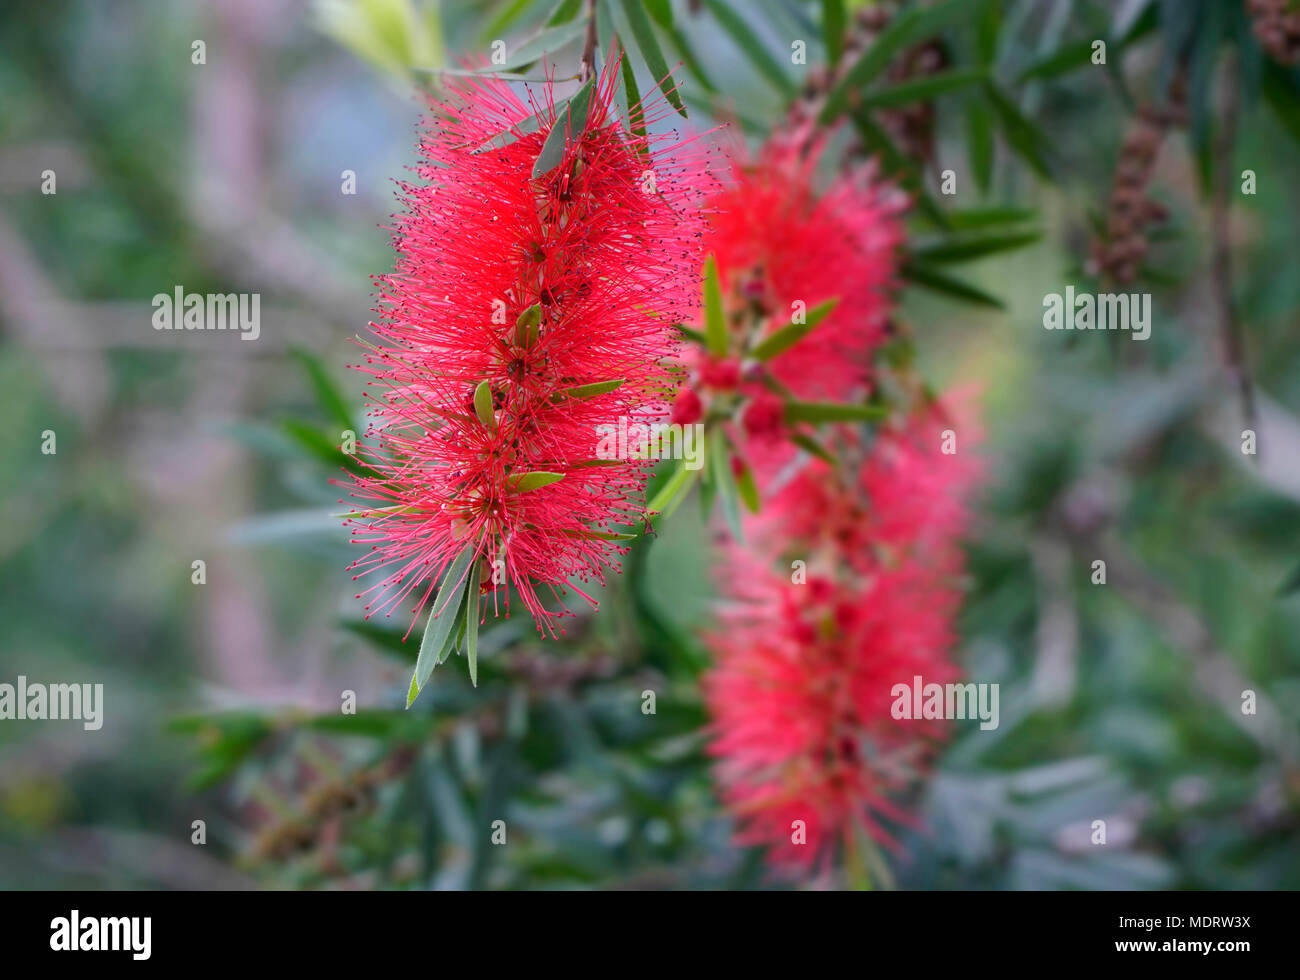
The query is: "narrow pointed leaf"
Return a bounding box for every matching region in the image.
[784,400,888,424]
[515,303,542,347]
[857,68,986,109]
[407,545,476,707]
[790,431,836,463]
[911,230,1042,264]
[750,297,839,361]
[822,0,846,67]
[281,419,380,480]
[984,82,1053,179]
[473,380,495,430]
[967,99,994,193]
[533,77,595,178]
[499,18,588,72]
[558,379,625,399]
[735,461,760,513]
[674,323,706,345]
[440,602,468,665]
[710,428,743,540]
[646,457,700,516]
[466,561,481,686]
[547,0,583,24]
[508,471,565,493]
[291,347,354,432]
[702,255,727,356]
[620,0,687,117]
[821,0,974,122]
[904,262,1006,309]
[615,35,648,153]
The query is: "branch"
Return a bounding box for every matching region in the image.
[579,0,599,82]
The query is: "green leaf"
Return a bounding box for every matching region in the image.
[508,471,566,493]
[944,206,1037,230]
[911,230,1042,264]
[1016,2,1156,83]
[734,460,760,514]
[546,0,584,25]
[790,431,836,463]
[515,302,542,347]
[291,347,354,432]
[499,18,589,72]
[749,297,839,361]
[702,255,727,357]
[484,0,533,37]
[821,0,975,122]
[710,428,744,540]
[566,458,626,468]
[967,98,994,193]
[407,545,476,707]
[302,710,415,738]
[904,263,1006,309]
[619,0,687,117]
[784,400,888,424]
[644,0,673,28]
[281,419,379,479]
[674,323,706,345]
[857,68,986,108]
[705,0,794,96]
[1262,63,1300,145]
[616,35,648,151]
[822,0,846,67]
[533,77,595,178]
[473,379,495,430]
[984,82,1053,179]
[646,457,700,517]
[466,561,481,687]
[976,0,1000,65]
[557,379,625,399]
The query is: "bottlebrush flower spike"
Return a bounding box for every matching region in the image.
[704,393,984,877]
[670,137,906,523]
[700,137,904,401]
[704,559,962,874]
[340,61,714,672]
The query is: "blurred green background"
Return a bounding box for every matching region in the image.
[1,0,1298,889]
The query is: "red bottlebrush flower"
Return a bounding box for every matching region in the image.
[700,138,904,401]
[341,63,714,639]
[704,560,961,873]
[704,391,984,875]
[670,137,904,503]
